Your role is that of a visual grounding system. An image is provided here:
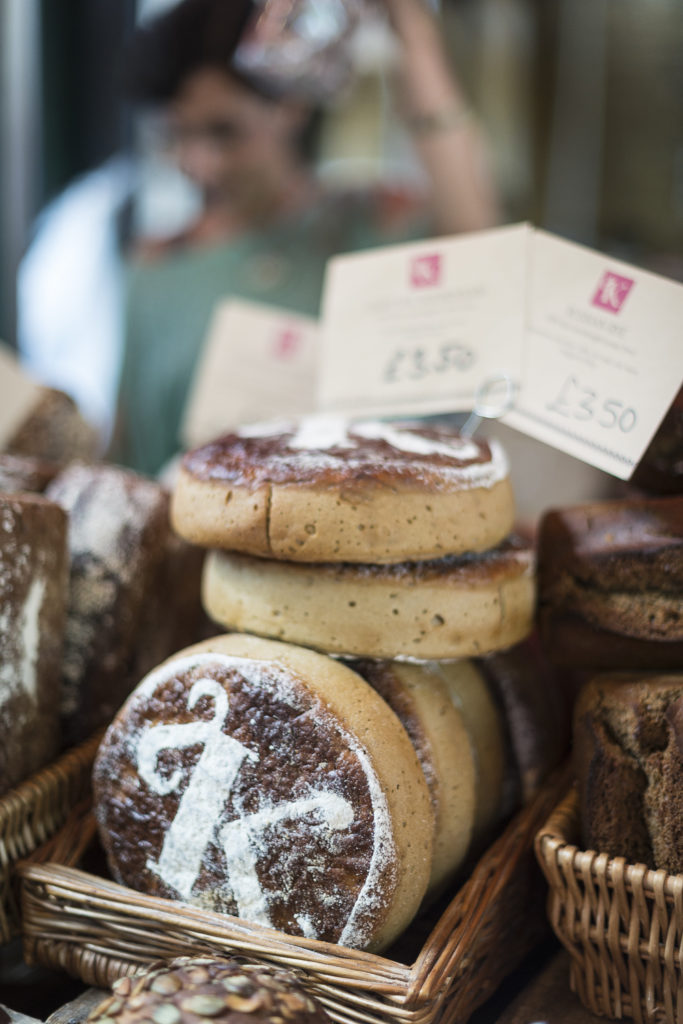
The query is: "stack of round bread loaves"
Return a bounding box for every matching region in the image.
[93,415,537,951]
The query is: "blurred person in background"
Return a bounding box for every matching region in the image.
[115,0,501,474]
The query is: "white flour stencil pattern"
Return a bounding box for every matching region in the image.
[93,652,398,949]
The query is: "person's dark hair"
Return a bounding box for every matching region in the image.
[126,0,255,105]
[126,0,322,162]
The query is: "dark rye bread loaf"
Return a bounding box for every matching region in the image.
[0,493,68,795]
[0,453,61,495]
[90,957,331,1024]
[479,633,576,807]
[537,496,683,669]
[632,386,683,495]
[46,463,205,744]
[5,386,99,463]
[574,674,683,872]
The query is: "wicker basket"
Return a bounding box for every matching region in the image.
[19,767,569,1024]
[0,731,102,943]
[535,786,683,1024]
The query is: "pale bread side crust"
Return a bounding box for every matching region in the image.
[173,634,435,953]
[373,662,477,895]
[433,661,507,842]
[171,466,515,563]
[202,550,535,659]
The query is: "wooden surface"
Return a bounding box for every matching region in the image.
[495,950,603,1024]
[45,991,107,1024]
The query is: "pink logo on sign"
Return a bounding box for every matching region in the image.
[591,271,635,314]
[272,327,301,360]
[410,253,442,288]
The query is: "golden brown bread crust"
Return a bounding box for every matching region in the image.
[0,493,68,795]
[171,419,514,563]
[202,540,535,659]
[93,634,434,952]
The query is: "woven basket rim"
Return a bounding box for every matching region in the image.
[0,730,104,944]
[0,730,103,822]
[535,785,683,899]
[19,765,571,1017]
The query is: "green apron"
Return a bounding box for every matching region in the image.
[118,192,427,475]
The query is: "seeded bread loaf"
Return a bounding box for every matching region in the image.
[90,957,331,1024]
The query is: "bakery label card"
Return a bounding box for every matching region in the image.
[182,298,319,449]
[318,223,529,417]
[503,230,683,478]
[0,342,41,449]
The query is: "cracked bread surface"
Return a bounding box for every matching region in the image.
[202,539,535,659]
[171,418,514,563]
[574,673,683,872]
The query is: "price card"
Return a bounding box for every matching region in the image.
[504,230,683,479]
[318,223,530,417]
[182,298,319,449]
[0,342,41,448]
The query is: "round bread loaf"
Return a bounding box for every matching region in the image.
[93,634,434,952]
[90,957,330,1024]
[346,659,478,895]
[171,416,514,563]
[202,538,535,660]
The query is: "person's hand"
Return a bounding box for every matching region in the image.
[378,0,440,40]
[374,0,502,234]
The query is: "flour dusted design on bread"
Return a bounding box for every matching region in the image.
[93,636,433,950]
[172,415,515,562]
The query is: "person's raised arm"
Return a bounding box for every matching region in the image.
[384,0,501,234]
